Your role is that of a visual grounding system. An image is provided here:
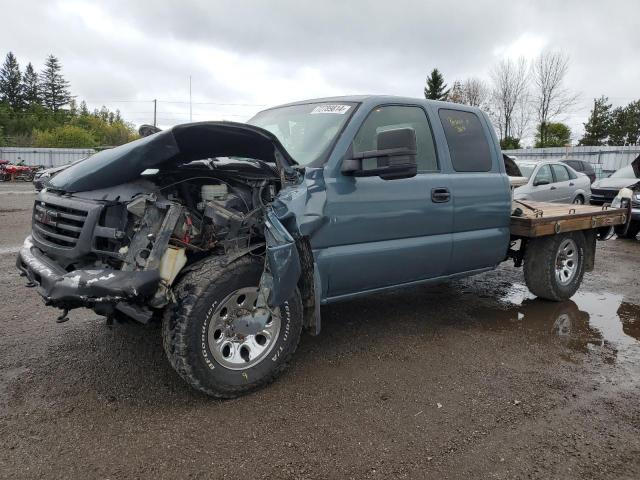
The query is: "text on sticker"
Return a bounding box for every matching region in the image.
[310,104,351,114]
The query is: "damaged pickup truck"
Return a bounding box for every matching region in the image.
[17,96,625,398]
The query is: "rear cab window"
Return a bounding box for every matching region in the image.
[438,109,492,172]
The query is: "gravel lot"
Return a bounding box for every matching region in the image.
[1,182,640,479]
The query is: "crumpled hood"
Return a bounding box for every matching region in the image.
[48,121,296,193]
[592,177,638,190]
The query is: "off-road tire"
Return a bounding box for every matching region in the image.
[162,255,303,398]
[523,232,586,301]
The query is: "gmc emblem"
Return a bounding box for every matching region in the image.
[37,209,58,227]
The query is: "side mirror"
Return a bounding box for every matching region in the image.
[342,127,417,180]
[534,179,550,186]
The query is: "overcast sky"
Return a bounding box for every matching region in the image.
[1,0,638,144]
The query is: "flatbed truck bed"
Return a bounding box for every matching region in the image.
[510,200,628,238]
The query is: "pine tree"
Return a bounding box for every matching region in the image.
[578,96,612,146]
[22,62,40,106]
[39,54,72,112]
[424,68,450,101]
[0,52,24,109]
[79,100,89,116]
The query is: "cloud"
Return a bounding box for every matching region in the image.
[1,0,638,140]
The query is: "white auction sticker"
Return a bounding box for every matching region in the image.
[310,104,351,114]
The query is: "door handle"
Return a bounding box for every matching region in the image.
[431,188,450,203]
[550,186,557,190]
[569,182,574,186]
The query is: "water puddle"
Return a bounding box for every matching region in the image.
[487,284,640,366]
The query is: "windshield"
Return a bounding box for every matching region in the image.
[515,162,537,179]
[611,165,638,179]
[247,102,356,166]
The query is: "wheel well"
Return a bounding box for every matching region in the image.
[295,237,318,333]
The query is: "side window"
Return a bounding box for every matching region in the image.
[565,161,578,170]
[534,165,553,185]
[552,164,571,182]
[353,106,438,172]
[438,109,492,172]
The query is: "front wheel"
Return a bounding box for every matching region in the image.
[572,195,585,205]
[162,255,303,398]
[523,232,586,301]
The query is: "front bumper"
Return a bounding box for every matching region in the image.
[16,236,160,310]
[590,188,619,205]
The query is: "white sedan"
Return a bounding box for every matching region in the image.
[513,160,591,204]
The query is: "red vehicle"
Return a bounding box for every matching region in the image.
[0,161,40,182]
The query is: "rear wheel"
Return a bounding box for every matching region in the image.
[162,255,303,398]
[523,232,586,301]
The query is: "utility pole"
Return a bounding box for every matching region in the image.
[189,75,192,122]
[153,99,157,127]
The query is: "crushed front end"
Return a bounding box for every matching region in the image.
[16,121,304,322]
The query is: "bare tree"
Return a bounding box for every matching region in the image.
[489,57,530,142]
[448,80,465,104]
[462,78,489,108]
[531,51,579,147]
[513,92,533,143]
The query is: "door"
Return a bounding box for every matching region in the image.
[529,164,561,202]
[315,105,453,298]
[551,163,574,202]
[435,108,512,274]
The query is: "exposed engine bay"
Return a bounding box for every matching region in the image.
[17,122,308,325]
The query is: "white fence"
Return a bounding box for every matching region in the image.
[0,147,95,168]
[503,145,640,179]
[1,145,638,176]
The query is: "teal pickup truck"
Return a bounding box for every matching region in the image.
[17,95,626,397]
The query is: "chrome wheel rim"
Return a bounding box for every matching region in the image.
[207,287,281,370]
[555,238,578,286]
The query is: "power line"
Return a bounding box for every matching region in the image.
[83,98,267,107]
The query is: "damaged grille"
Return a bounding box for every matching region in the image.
[33,200,88,248]
[590,188,618,205]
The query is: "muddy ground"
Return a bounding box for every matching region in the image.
[1,182,639,479]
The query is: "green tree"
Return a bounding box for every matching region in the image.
[534,122,571,147]
[424,68,450,100]
[22,62,40,106]
[0,53,137,147]
[79,100,89,116]
[39,54,72,112]
[70,105,137,146]
[500,136,522,149]
[608,100,640,145]
[33,125,97,148]
[579,96,612,146]
[0,52,24,109]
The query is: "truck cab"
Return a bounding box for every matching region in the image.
[294,97,511,300]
